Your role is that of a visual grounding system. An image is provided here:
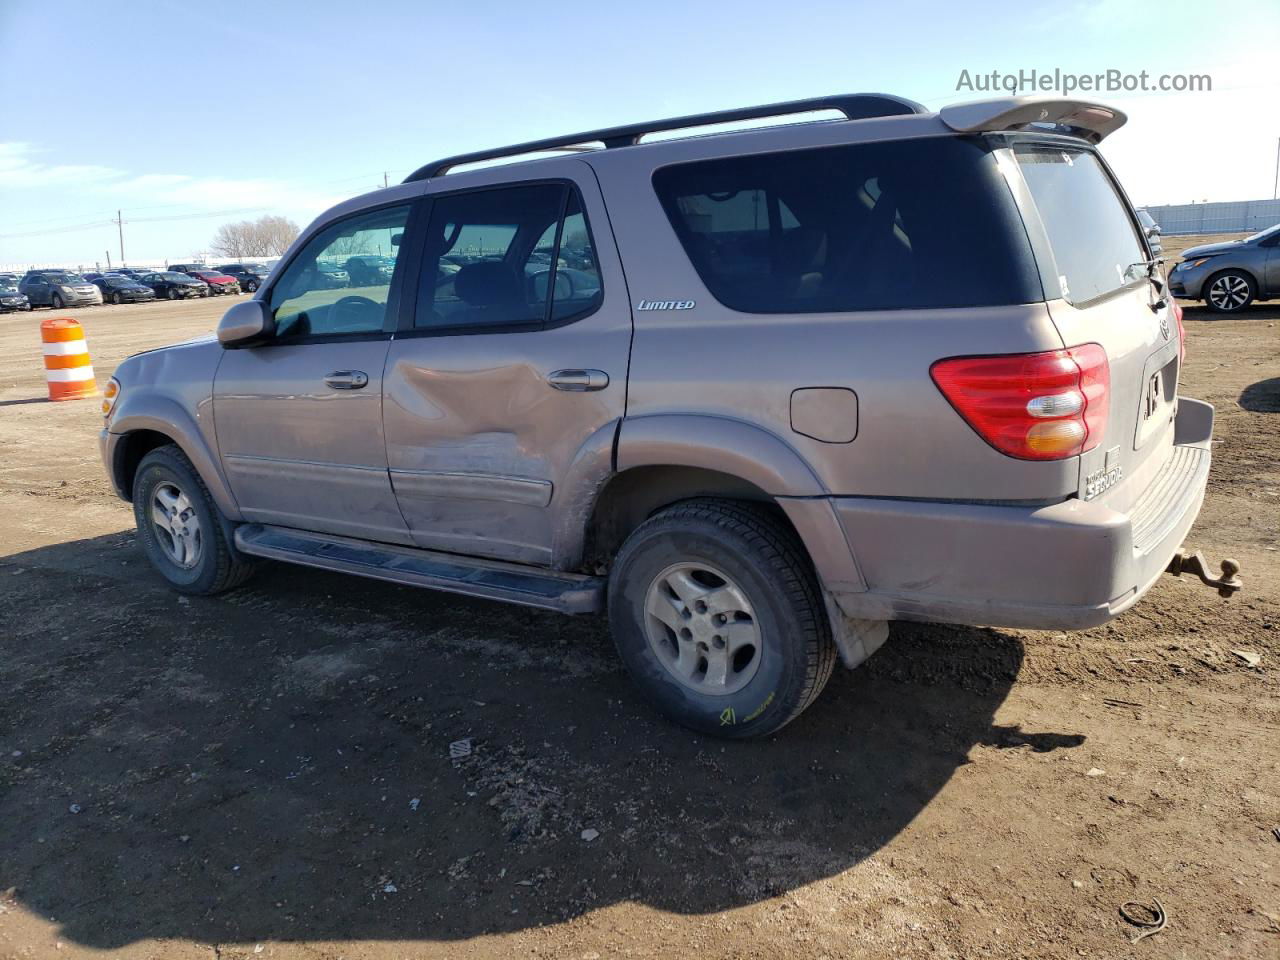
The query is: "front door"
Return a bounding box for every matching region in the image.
[214,202,415,544]
[1263,233,1280,296]
[382,169,631,566]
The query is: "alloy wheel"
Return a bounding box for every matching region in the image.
[642,561,762,696]
[1207,274,1250,311]
[150,481,202,569]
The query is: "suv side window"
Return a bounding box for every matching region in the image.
[415,183,602,332]
[268,204,411,339]
[652,137,1041,313]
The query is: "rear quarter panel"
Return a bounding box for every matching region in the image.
[587,122,1079,502]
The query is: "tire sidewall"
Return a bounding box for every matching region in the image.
[609,519,812,737]
[132,453,222,594]
[1205,270,1254,314]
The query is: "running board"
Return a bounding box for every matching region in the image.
[234,524,604,614]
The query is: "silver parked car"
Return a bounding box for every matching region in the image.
[19,270,104,308]
[1167,223,1280,313]
[99,94,1240,738]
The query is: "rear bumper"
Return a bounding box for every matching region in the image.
[809,397,1214,631]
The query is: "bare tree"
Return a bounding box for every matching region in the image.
[257,215,300,256]
[210,221,252,258]
[210,215,300,259]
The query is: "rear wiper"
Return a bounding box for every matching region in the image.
[1126,258,1169,312]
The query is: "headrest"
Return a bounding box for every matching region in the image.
[453,262,521,307]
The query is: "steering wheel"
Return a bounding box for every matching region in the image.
[330,295,381,329]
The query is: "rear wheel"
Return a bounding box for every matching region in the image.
[132,444,256,595]
[608,499,836,738]
[1204,270,1255,314]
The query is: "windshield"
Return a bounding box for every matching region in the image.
[160,272,190,281]
[43,273,81,284]
[1245,223,1280,243]
[1,283,18,292]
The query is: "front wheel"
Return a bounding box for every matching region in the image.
[132,445,256,595]
[168,287,180,300]
[112,292,122,305]
[608,499,836,739]
[1204,270,1255,314]
[50,293,64,309]
[245,279,259,293]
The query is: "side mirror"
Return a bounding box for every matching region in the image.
[217,299,274,347]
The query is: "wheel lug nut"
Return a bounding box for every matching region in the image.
[712,635,725,649]
[694,600,707,614]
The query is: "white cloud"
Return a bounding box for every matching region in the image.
[0,141,343,220]
[0,141,122,187]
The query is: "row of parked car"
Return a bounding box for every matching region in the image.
[0,263,273,312]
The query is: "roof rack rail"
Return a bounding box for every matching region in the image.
[404,93,927,182]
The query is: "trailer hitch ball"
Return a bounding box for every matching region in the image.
[1166,549,1243,598]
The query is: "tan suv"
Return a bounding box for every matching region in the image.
[99,94,1240,737]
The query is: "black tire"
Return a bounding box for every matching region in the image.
[132,444,256,595]
[608,498,836,739]
[168,287,179,300]
[1203,269,1255,314]
[245,280,259,293]
[50,293,63,309]
[112,292,122,305]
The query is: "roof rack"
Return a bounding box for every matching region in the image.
[404,93,927,182]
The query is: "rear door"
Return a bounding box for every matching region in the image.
[213,202,415,544]
[1010,140,1180,510]
[381,167,631,566]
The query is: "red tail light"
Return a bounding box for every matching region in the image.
[930,345,1109,461]
[1171,299,1186,362]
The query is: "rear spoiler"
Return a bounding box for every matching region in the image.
[938,97,1127,144]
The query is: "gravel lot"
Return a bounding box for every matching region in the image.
[1,258,1277,958]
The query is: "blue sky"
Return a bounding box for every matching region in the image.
[2,0,1278,267]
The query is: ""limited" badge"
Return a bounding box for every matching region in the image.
[636,298,695,311]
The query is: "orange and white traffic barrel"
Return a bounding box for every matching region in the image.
[41,317,97,402]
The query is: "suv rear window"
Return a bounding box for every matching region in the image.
[652,136,1040,313]
[1013,143,1146,305]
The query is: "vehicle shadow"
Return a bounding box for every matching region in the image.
[1239,377,1280,413]
[0,534,1085,948]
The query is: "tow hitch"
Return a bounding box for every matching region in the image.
[1166,549,1243,598]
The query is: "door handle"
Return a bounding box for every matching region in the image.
[547,369,609,392]
[324,370,369,390]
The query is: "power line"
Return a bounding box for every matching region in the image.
[0,206,271,240]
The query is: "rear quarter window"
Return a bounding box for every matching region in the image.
[652,135,1041,313]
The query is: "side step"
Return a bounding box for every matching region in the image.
[234,524,605,614]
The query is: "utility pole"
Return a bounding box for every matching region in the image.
[113,210,125,265]
[1273,137,1279,200]
[383,171,389,189]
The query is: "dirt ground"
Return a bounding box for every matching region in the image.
[1,253,1277,959]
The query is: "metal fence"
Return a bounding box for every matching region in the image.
[1145,198,1280,236]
